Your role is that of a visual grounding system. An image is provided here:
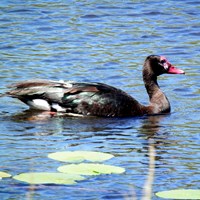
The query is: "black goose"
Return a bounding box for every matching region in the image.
[4,55,185,117]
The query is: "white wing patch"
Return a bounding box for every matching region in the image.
[52,103,66,112]
[27,99,51,111]
[52,80,74,88]
[22,80,75,112]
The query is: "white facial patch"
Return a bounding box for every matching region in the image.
[160,56,169,70]
[163,62,169,70]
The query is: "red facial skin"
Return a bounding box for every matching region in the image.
[160,56,185,74]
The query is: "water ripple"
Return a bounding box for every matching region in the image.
[0,0,200,199]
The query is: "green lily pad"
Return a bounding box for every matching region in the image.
[48,151,114,163]
[57,163,125,175]
[156,189,200,199]
[13,172,85,185]
[0,171,11,178]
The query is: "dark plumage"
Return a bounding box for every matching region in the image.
[3,55,185,117]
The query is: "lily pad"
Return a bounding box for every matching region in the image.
[57,163,125,175]
[156,189,200,199]
[48,151,114,163]
[0,171,11,178]
[13,172,85,185]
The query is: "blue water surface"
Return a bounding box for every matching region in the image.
[0,0,200,199]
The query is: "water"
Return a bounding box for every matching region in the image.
[0,0,200,199]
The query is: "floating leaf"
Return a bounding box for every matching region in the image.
[156,189,200,199]
[58,163,125,175]
[0,171,11,178]
[48,151,114,163]
[13,172,85,185]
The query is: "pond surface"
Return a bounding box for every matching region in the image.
[0,0,200,199]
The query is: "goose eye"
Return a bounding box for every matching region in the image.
[160,59,166,64]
